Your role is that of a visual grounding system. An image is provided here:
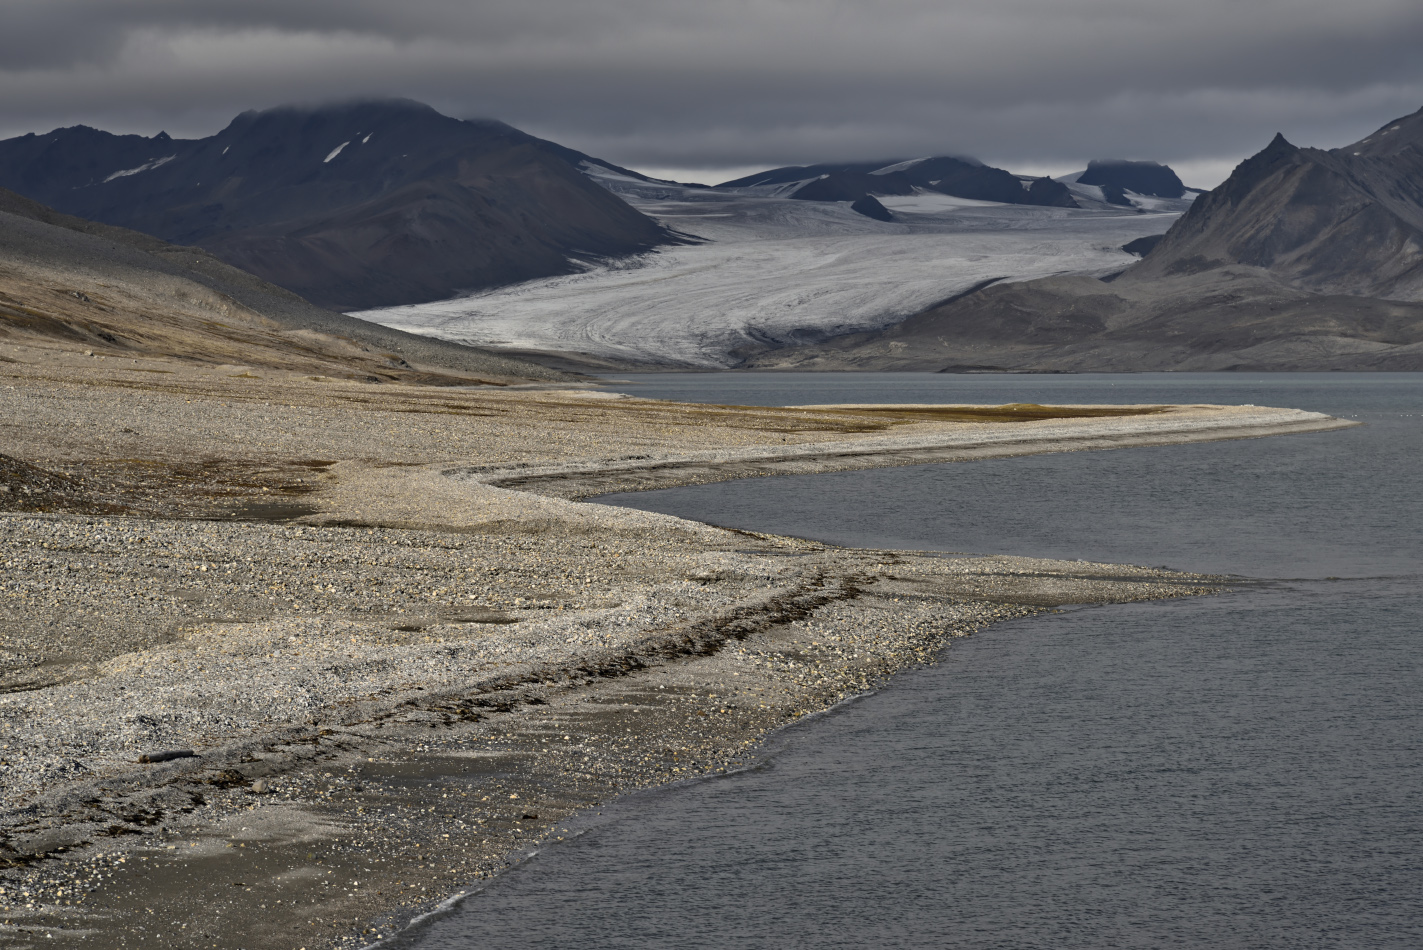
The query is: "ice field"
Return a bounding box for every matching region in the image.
[357,171,1184,368]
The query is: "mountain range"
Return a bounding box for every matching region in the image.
[5,96,1422,372]
[719,156,1079,209]
[0,99,671,312]
[748,108,1423,371]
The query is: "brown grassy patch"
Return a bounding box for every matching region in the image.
[820,403,1167,424]
[571,400,1166,436]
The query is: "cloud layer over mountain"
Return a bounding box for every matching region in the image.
[3,0,1422,183]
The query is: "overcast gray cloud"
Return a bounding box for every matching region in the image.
[2,0,1422,185]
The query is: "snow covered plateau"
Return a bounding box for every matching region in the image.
[354,167,1187,368]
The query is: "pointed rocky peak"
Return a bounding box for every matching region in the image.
[850,194,893,221]
[1212,132,1302,207]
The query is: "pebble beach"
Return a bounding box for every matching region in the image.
[0,339,1354,948]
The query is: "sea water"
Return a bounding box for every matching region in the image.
[401,373,1423,949]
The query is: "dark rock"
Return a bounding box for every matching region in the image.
[137,749,197,764]
[202,769,248,788]
[1122,234,1164,257]
[1079,160,1186,199]
[850,195,894,221]
[1099,183,1133,206]
[0,453,88,512]
[1026,177,1079,208]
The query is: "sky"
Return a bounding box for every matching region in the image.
[2,0,1422,188]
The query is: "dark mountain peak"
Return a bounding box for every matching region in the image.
[850,194,894,221]
[1258,132,1298,160]
[1078,159,1185,199]
[44,123,142,143]
[0,98,671,311]
[172,99,548,210]
[216,97,475,143]
[1126,112,1423,301]
[1210,132,1302,208]
[233,96,443,122]
[0,124,183,199]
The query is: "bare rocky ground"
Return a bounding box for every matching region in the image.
[0,338,1351,949]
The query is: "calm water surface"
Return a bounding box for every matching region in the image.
[402,374,1422,949]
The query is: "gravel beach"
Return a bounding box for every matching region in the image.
[0,338,1353,948]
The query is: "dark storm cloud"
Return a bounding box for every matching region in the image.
[3,0,1422,184]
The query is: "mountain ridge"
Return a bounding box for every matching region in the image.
[0,99,675,312]
[744,108,1423,372]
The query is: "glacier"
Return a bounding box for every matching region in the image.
[354,169,1184,368]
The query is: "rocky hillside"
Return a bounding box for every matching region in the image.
[0,100,673,312]
[1130,114,1423,301]
[0,187,571,382]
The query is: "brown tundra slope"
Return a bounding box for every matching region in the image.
[0,186,571,383]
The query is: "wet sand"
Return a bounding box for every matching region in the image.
[0,339,1352,948]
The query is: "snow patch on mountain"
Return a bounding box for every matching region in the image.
[102,155,176,183]
[1056,177,1197,213]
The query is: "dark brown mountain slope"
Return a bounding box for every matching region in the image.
[0,100,673,312]
[0,187,571,381]
[749,108,1423,372]
[748,269,1423,372]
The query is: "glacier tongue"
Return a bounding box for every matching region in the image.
[354,181,1178,368]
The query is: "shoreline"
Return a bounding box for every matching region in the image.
[470,404,1353,499]
[0,348,1352,948]
[0,521,1223,949]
